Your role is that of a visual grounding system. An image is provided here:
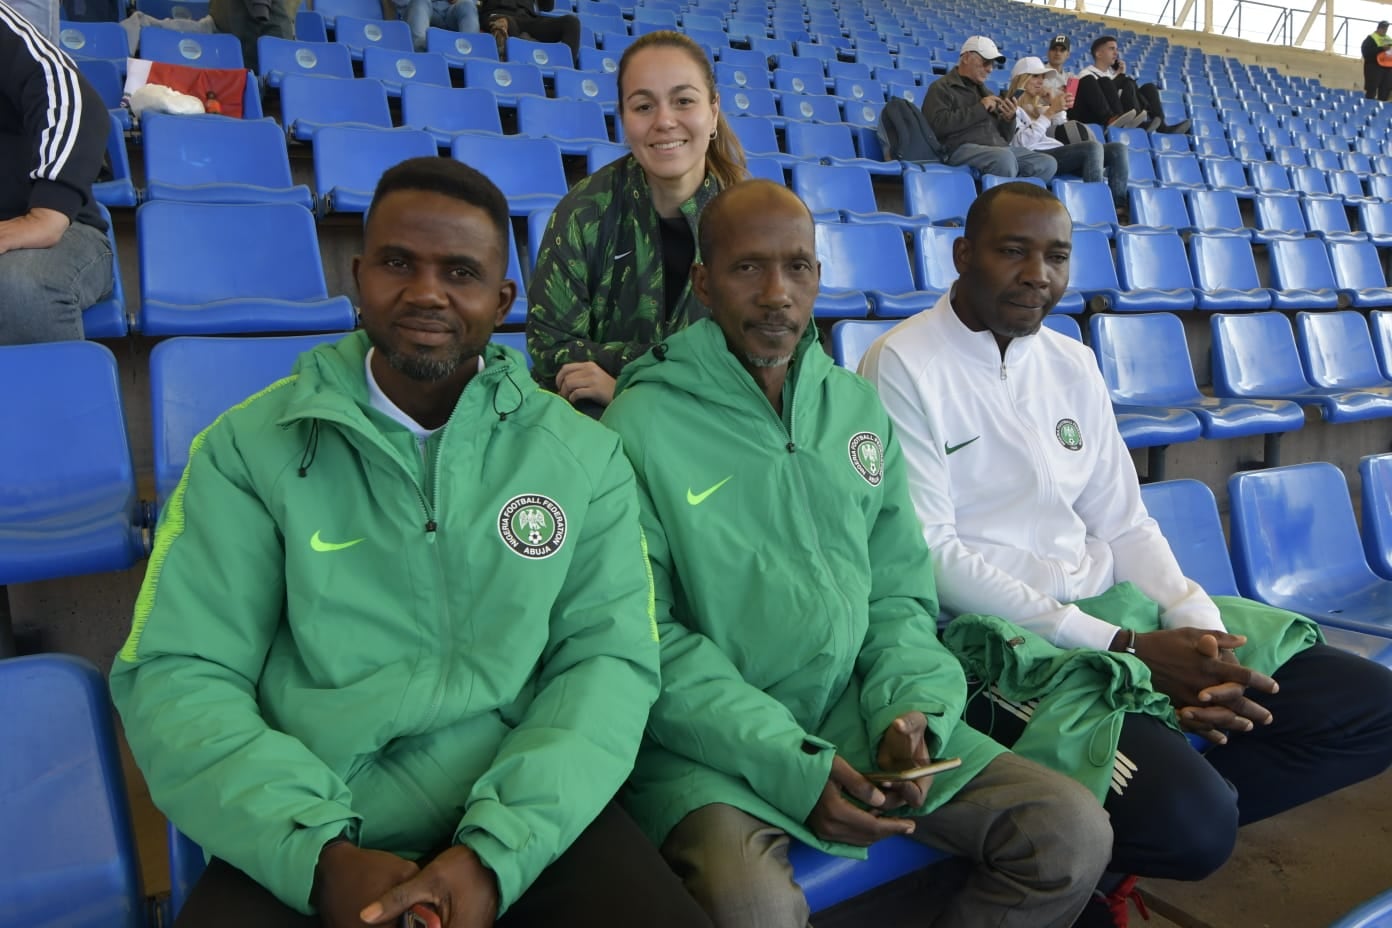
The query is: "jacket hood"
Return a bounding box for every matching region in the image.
[613,318,829,414]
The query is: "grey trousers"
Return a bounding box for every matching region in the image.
[0,220,112,345]
[945,144,1059,182]
[661,752,1112,928]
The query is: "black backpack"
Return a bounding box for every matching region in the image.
[877,97,945,164]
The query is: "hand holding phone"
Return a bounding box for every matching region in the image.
[1011,88,1026,100]
[860,756,963,782]
[401,904,442,928]
[1065,77,1080,97]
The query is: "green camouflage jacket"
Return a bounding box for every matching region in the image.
[525,154,718,391]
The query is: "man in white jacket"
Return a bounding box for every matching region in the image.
[861,181,1392,924]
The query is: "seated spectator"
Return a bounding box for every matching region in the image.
[1008,57,1130,210]
[527,31,746,416]
[110,157,715,928]
[861,181,1392,923]
[0,2,113,345]
[211,0,291,69]
[604,179,1112,928]
[482,0,578,63]
[920,35,1058,183]
[1077,35,1190,134]
[384,0,477,53]
[1045,32,1140,130]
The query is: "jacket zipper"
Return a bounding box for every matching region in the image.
[999,348,1069,597]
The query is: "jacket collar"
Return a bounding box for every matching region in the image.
[931,287,1042,371]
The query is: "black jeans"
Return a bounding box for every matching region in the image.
[488,10,580,61]
[174,802,713,927]
[966,643,1392,881]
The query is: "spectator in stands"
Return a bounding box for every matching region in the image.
[1042,33,1073,95]
[1079,35,1191,134]
[603,178,1112,928]
[481,0,579,63]
[211,0,291,70]
[861,181,1392,925]
[110,157,715,928]
[385,0,477,53]
[1362,21,1392,101]
[1007,57,1131,210]
[920,35,1058,183]
[0,1,112,346]
[527,31,746,416]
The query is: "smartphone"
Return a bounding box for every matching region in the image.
[861,757,963,782]
[1011,88,1026,100]
[401,904,442,928]
[1065,77,1080,97]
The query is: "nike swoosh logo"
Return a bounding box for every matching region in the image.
[614,249,634,260]
[944,436,981,455]
[686,476,733,506]
[310,530,365,552]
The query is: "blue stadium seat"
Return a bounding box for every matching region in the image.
[1114,228,1198,312]
[1270,144,1308,168]
[790,163,918,229]
[911,224,961,297]
[816,222,932,318]
[1290,165,1332,197]
[1090,311,1301,440]
[150,334,344,504]
[1356,200,1392,248]
[1151,133,1192,154]
[903,169,976,226]
[280,74,392,141]
[1328,886,1392,928]
[0,654,145,928]
[552,67,618,114]
[717,47,770,72]
[1229,463,1392,637]
[1063,228,1128,312]
[491,331,533,368]
[1185,188,1248,237]
[426,28,497,67]
[784,122,901,175]
[1128,185,1191,233]
[833,76,885,103]
[1193,135,1233,158]
[77,58,131,130]
[830,319,896,369]
[1154,152,1206,190]
[256,36,354,87]
[1106,126,1150,151]
[1211,312,1392,422]
[789,839,947,914]
[462,59,547,105]
[1140,479,1241,596]
[1126,149,1158,187]
[1055,180,1121,236]
[506,35,574,72]
[1295,311,1392,395]
[332,15,413,62]
[1374,311,1392,382]
[728,115,802,167]
[1188,232,1272,310]
[1361,454,1392,583]
[1201,156,1255,198]
[140,26,244,69]
[1266,236,1343,310]
[516,96,612,154]
[361,46,451,96]
[586,141,628,174]
[143,113,313,209]
[1328,169,1373,204]
[981,174,1047,191]
[295,9,328,41]
[744,155,785,183]
[136,201,356,335]
[1249,160,1295,194]
[59,21,131,74]
[526,206,554,275]
[1326,239,1392,308]
[723,86,782,122]
[716,62,772,90]
[93,111,137,208]
[84,203,129,339]
[578,46,620,76]
[779,92,843,124]
[1042,314,1083,339]
[0,341,144,585]
[1302,194,1360,240]
[167,824,206,922]
[313,126,437,215]
[312,0,380,27]
[450,135,568,214]
[400,84,503,144]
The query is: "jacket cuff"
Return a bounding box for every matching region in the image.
[29,178,83,221]
[777,734,836,824]
[283,815,362,915]
[455,800,530,914]
[1054,605,1125,652]
[867,701,952,762]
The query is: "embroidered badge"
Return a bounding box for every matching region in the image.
[849,431,884,486]
[498,494,568,559]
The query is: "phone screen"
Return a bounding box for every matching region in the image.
[1012,88,1026,99]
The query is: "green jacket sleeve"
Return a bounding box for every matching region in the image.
[620,435,836,825]
[854,427,970,759]
[526,191,650,388]
[454,438,661,913]
[109,420,360,915]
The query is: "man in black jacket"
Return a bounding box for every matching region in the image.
[1363,21,1392,101]
[482,0,579,64]
[0,0,112,345]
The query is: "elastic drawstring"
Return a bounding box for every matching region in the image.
[493,370,525,421]
[652,343,668,361]
[297,420,320,477]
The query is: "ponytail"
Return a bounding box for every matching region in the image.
[707,108,748,190]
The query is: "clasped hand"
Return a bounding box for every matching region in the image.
[316,843,499,928]
[1133,628,1279,744]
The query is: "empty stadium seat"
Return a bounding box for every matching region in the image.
[830,319,896,370]
[93,111,137,208]
[903,169,976,227]
[516,96,612,154]
[426,28,497,66]
[1303,194,1360,240]
[150,334,344,504]
[143,113,313,209]
[0,654,146,928]
[552,67,618,114]
[1140,479,1241,596]
[1129,186,1191,233]
[784,122,900,175]
[256,36,354,87]
[586,141,628,174]
[728,115,801,167]
[318,127,436,216]
[1266,236,1343,310]
[1090,311,1302,445]
[1114,228,1198,312]
[1295,311,1392,395]
[450,135,568,214]
[1055,180,1121,236]
[1185,188,1249,237]
[815,222,932,319]
[1326,240,1392,308]
[1229,463,1392,637]
[1374,311,1392,382]
[400,84,504,144]
[1361,454,1392,583]
[59,20,131,74]
[461,59,547,105]
[1211,312,1392,422]
[167,823,205,922]
[1187,232,1272,311]
[791,163,918,229]
[1201,156,1255,198]
[280,74,392,141]
[332,15,413,61]
[136,201,356,335]
[140,26,244,69]
[361,46,451,96]
[779,92,843,124]
[0,341,144,586]
[1154,152,1206,189]
[77,58,131,130]
[311,0,379,26]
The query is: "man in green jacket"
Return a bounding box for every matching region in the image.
[602,179,1112,927]
[110,158,713,928]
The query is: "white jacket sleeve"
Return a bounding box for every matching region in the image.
[1012,109,1055,150]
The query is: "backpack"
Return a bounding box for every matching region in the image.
[877,97,945,163]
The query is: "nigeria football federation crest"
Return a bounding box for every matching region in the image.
[498,494,568,559]
[848,431,884,486]
[1055,418,1084,451]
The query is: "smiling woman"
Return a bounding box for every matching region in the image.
[524,31,748,416]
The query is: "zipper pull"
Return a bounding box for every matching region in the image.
[425,519,437,542]
[999,361,1008,382]
[786,441,796,453]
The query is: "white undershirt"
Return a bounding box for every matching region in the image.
[364,348,483,455]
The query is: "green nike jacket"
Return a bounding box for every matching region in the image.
[602,319,1004,857]
[110,331,660,915]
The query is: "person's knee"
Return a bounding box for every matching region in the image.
[1017,152,1056,181]
[973,147,1017,177]
[1031,775,1113,886]
[447,0,476,32]
[1142,764,1239,880]
[0,252,85,345]
[662,806,807,928]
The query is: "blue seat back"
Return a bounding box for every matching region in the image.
[140,26,244,68]
[785,122,857,160]
[552,68,617,108]
[1116,228,1195,291]
[150,335,343,504]
[1250,161,1293,192]
[1295,310,1389,390]
[1303,194,1352,234]
[1291,165,1331,196]
[0,343,142,585]
[0,655,144,928]
[143,113,295,190]
[517,96,609,141]
[1129,186,1191,230]
[1228,462,1383,604]
[76,57,125,109]
[723,86,780,119]
[1269,236,1339,292]
[1211,311,1316,396]
[1328,169,1367,200]
[450,135,568,200]
[426,28,497,65]
[59,20,131,67]
[1067,228,1123,292]
[1056,180,1119,228]
[280,74,392,132]
[506,36,573,69]
[462,59,546,97]
[1185,188,1244,232]
[1360,454,1392,582]
[913,225,963,292]
[780,93,842,123]
[1373,310,1392,381]
[256,37,354,85]
[728,115,780,155]
[362,47,453,90]
[830,320,895,369]
[401,84,503,135]
[1140,479,1241,597]
[1090,311,1203,406]
[167,823,207,920]
[1202,156,1247,190]
[1255,192,1306,234]
[333,15,414,55]
[791,163,876,216]
[313,0,380,24]
[816,222,917,293]
[1042,314,1082,340]
[904,169,975,225]
[1327,238,1390,291]
[1155,152,1204,186]
[313,126,438,209]
[1359,200,1392,241]
[716,61,772,89]
[1189,230,1263,294]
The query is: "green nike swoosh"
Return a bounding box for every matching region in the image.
[944,436,981,455]
[310,530,365,553]
[686,476,733,506]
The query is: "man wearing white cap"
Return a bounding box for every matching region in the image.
[920,35,1058,182]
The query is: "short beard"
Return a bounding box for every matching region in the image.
[383,348,466,382]
[746,352,794,369]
